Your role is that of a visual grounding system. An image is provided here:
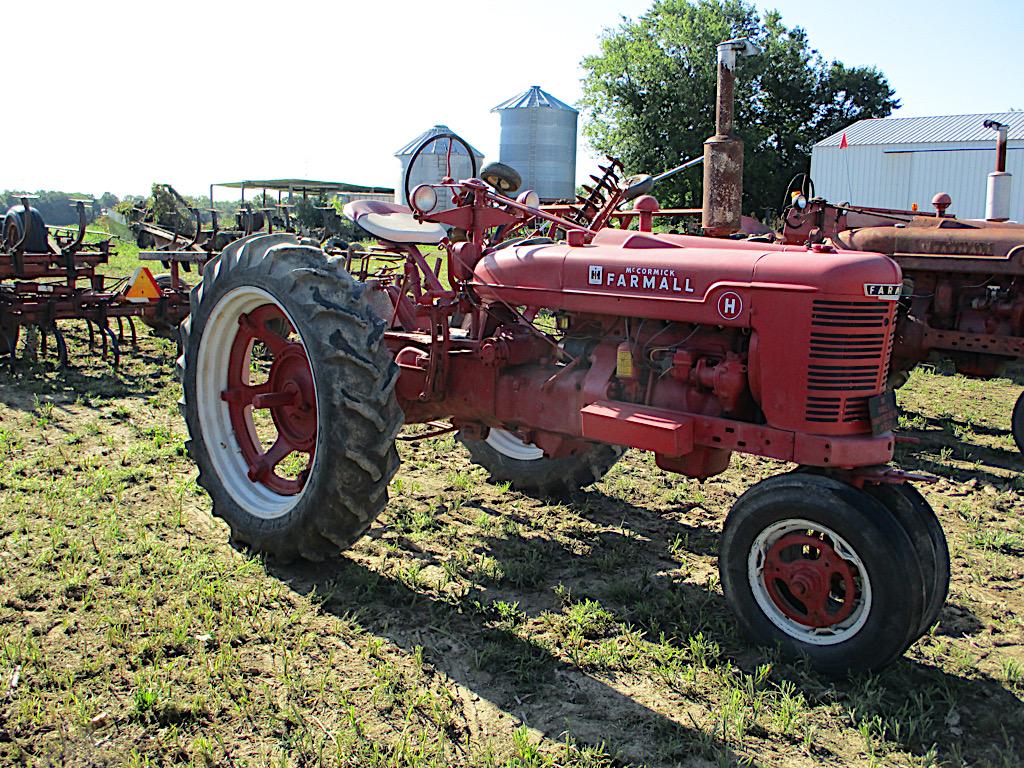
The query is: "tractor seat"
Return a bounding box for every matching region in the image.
[342,200,446,245]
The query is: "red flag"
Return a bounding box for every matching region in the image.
[839,132,849,149]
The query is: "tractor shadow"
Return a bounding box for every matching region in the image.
[893,417,1022,485]
[271,554,749,767]
[900,408,1014,441]
[0,327,174,413]
[270,484,1023,766]
[894,442,1021,486]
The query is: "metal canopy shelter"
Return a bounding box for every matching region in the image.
[210,178,395,205]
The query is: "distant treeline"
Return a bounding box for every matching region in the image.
[2,190,121,227]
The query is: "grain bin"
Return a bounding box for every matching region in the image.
[395,125,484,210]
[492,86,578,202]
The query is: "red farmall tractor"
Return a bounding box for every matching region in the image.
[178,40,949,674]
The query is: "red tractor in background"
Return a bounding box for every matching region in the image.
[781,191,1024,453]
[178,39,950,674]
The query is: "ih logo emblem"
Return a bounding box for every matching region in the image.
[588,265,603,285]
[717,291,743,320]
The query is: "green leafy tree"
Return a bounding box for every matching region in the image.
[580,0,898,217]
[97,192,119,210]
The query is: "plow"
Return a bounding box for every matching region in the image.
[175,38,952,675]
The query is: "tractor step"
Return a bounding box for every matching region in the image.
[581,400,694,456]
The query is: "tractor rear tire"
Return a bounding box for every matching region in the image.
[459,429,623,498]
[719,472,926,675]
[1012,390,1024,455]
[179,233,403,562]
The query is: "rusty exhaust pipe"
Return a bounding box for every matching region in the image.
[702,38,760,237]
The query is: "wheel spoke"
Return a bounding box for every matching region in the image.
[238,311,293,355]
[246,436,296,482]
[253,321,292,355]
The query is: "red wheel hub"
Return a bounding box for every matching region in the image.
[221,304,316,496]
[762,532,858,628]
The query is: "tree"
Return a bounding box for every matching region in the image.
[580,0,898,217]
[2,190,99,226]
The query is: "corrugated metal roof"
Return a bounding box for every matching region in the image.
[214,178,393,193]
[395,125,484,158]
[816,111,1024,147]
[491,86,578,113]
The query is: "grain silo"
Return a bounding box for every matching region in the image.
[492,86,578,202]
[394,125,484,209]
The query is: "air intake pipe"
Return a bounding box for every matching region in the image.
[702,38,760,236]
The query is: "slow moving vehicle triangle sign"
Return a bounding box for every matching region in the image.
[123,267,162,303]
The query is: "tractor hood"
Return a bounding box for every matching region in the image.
[835,216,1024,266]
[471,229,902,327]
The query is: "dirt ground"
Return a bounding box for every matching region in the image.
[0,325,1022,767]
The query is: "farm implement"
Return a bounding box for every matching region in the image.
[178,39,950,675]
[0,195,168,367]
[130,190,238,338]
[130,185,343,337]
[780,190,1024,454]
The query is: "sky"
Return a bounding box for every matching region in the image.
[5,0,1023,199]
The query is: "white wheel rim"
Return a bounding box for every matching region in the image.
[195,285,317,520]
[485,428,545,461]
[747,518,873,646]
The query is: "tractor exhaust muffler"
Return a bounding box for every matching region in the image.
[984,119,1012,222]
[702,38,760,236]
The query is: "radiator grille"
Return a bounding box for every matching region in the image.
[804,300,893,425]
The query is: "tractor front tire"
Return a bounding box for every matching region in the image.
[179,233,403,562]
[719,473,927,675]
[459,429,623,498]
[863,482,949,636]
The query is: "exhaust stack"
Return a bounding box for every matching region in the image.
[984,119,1012,222]
[702,38,760,236]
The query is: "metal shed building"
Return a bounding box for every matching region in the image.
[810,112,1024,220]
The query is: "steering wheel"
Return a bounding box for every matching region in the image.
[403,131,479,210]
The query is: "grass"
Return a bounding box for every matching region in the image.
[0,326,1022,766]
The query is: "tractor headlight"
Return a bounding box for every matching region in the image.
[411,184,438,214]
[517,189,540,209]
